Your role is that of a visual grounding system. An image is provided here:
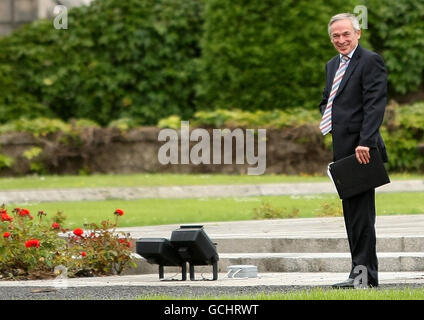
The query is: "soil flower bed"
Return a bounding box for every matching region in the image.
[0,206,136,280]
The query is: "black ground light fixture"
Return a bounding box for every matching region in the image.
[135,238,187,280]
[170,225,219,281]
[136,225,219,281]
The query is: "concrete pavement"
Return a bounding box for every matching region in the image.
[0,179,423,203]
[1,272,424,289]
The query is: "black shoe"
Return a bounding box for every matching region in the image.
[332,278,355,289]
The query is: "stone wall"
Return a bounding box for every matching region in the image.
[0,125,331,176]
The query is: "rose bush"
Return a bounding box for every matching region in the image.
[0,206,136,280]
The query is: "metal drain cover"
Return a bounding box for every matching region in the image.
[227,265,258,278]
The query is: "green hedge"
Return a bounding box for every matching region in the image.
[0,0,423,126]
[366,0,424,95]
[197,0,366,111]
[0,0,204,125]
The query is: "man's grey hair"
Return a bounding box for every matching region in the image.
[328,13,360,36]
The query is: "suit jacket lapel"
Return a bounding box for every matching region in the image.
[335,45,362,98]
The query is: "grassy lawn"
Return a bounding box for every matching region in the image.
[6,192,424,228]
[138,287,424,300]
[0,172,421,190]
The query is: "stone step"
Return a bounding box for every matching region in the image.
[125,252,424,275]
[129,236,424,254]
[121,215,424,254]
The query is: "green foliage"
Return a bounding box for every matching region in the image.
[23,147,45,174]
[0,0,422,127]
[382,102,424,172]
[197,0,367,112]
[23,147,43,161]
[108,117,140,131]
[160,108,321,129]
[0,0,421,126]
[0,117,100,137]
[71,119,100,130]
[0,0,204,125]
[0,62,53,122]
[157,115,182,129]
[253,202,299,219]
[366,0,424,95]
[0,154,14,169]
[315,201,343,217]
[0,118,71,136]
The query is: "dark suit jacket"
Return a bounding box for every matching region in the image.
[319,45,388,162]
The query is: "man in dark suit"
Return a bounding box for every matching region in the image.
[319,13,388,288]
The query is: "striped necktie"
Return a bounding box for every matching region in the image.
[320,55,350,135]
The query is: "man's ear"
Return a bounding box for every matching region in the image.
[357,30,361,39]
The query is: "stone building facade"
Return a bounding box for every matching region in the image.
[0,0,93,37]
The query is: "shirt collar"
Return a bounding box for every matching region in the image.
[340,44,358,61]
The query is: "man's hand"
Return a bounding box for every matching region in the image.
[355,146,370,164]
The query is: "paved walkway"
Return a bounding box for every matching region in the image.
[1,272,424,289]
[1,272,424,300]
[117,214,424,240]
[0,179,423,203]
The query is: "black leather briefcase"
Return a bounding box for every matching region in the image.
[328,148,390,199]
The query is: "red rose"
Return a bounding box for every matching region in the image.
[119,239,131,247]
[73,228,84,237]
[1,212,13,222]
[3,232,10,238]
[25,239,40,248]
[81,251,87,257]
[18,208,30,217]
[52,222,60,229]
[114,209,124,216]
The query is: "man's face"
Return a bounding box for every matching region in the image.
[330,19,361,55]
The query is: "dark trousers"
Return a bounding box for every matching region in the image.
[342,188,378,286]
